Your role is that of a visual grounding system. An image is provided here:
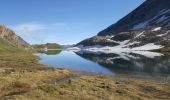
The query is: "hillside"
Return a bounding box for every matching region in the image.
[0,25,29,51]
[98,0,170,36]
[77,0,170,51]
[32,43,61,51]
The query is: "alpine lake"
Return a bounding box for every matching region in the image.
[35,50,170,82]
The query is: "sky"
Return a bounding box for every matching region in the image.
[0,0,145,45]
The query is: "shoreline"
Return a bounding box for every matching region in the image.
[0,51,170,100]
[35,50,170,83]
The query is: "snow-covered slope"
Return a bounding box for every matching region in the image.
[76,0,170,51]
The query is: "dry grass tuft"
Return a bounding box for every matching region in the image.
[12,75,170,100]
[0,52,170,100]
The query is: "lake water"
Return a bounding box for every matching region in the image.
[36,50,170,79]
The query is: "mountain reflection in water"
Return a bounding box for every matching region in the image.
[75,50,170,75]
[36,50,170,78]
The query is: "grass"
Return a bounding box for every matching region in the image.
[0,51,170,100]
[32,43,62,53]
[0,39,22,52]
[0,51,42,71]
[0,51,72,99]
[0,69,72,97]
[11,75,170,100]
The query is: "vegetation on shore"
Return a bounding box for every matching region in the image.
[7,75,170,100]
[0,39,24,52]
[0,51,72,99]
[32,43,62,52]
[0,51,169,100]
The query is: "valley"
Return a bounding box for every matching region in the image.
[0,0,170,100]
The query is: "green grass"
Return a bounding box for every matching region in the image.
[0,51,73,99]
[0,39,24,52]
[12,75,170,100]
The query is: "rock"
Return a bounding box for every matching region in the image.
[0,25,29,47]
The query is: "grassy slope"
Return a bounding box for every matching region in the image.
[0,39,21,52]
[0,51,72,99]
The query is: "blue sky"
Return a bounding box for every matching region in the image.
[0,0,145,45]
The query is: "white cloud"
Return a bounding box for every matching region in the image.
[11,22,69,36]
[9,22,69,44]
[8,22,94,44]
[12,23,46,36]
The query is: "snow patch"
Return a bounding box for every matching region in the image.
[135,31,145,38]
[152,27,162,32]
[77,50,163,59]
[131,51,163,59]
[77,43,163,53]
[73,42,163,52]
[110,55,130,61]
[126,41,140,46]
[67,46,81,52]
[157,30,170,37]
[132,43,163,50]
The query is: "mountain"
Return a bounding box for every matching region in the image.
[61,44,75,49]
[77,0,170,51]
[0,25,29,51]
[32,43,61,50]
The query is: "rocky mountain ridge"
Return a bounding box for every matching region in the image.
[76,0,170,51]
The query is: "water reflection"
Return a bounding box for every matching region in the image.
[36,51,114,75]
[36,50,170,77]
[38,50,62,55]
[75,50,170,75]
